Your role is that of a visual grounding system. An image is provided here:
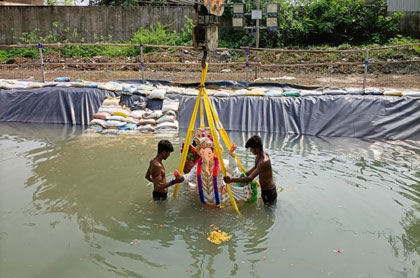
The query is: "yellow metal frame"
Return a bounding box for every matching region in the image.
[172,63,244,214]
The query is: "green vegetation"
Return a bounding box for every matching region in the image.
[223,0,403,48]
[0,0,418,64]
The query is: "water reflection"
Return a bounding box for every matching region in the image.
[1,123,420,277]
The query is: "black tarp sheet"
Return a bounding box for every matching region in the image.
[175,95,420,141]
[0,87,115,125]
[1,86,419,140]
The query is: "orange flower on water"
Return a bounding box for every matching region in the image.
[207,225,232,245]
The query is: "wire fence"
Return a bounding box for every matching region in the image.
[0,42,419,89]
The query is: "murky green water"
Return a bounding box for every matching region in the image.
[1,123,420,278]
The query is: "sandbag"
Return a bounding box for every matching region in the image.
[323,89,346,95]
[70,82,85,88]
[164,110,177,117]
[166,87,184,94]
[108,115,125,121]
[85,83,98,88]
[205,89,217,96]
[55,77,70,82]
[182,89,199,96]
[214,91,230,97]
[265,90,283,97]
[300,90,323,97]
[125,123,138,130]
[383,89,403,96]
[157,115,176,124]
[139,119,156,125]
[402,91,420,97]
[137,84,155,91]
[105,120,126,128]
[162,99,180,112]
[93,112,110,120]
[284,91,301,97]
[102,96,121,106]
[28,82,44,89]
[246,91,265,96]
[122,117,139,124]
[98,106,119,115]
[346,88,364,95]
[117,123,136,130]
[98,83,116,91]
[137,124,155,133]
[144,110,163,119]
[365,88,382,95]
[90,125,103,132]
[231,89,248,97]
[113,108,130,118]
[114,84,123,92]
[130,110,145,119]
[90,119,107,128]
[150,89,166,99]
[134,89,149,96]
[43,82,58,88]
[156,121,179,131]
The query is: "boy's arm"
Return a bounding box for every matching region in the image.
[224,163,261,184]
[245,166,256,176]
[151,163,182,191]
[145,163,153,182]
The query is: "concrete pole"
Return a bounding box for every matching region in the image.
[38,43,45,83]
[246,47,249,88]
[255,0,260,80]
[363,49,369,89]
[140,43,145,83]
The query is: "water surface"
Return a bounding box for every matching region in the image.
[1,123,420,278]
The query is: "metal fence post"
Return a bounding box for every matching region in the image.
[140,43,145,83]
[245,47,250,88]
[363,49,369,89]
[38,42,45,83]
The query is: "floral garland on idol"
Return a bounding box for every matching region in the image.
[196,156,220,205]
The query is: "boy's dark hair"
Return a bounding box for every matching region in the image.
[158,140,174,153]
[245,135,263,150]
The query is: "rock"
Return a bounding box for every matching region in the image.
[183,50,189,54]
[220,51,231,58]
[221,69,231,73]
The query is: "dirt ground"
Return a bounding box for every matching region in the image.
[1,48,419,89]
[0,67,419,89]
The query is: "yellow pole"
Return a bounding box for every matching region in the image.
[204,90,260,187]
[173,64,208,197]
[205,93,247,173]
[173,90,202,198]
[200,97,205,129]
[202,86,240,215]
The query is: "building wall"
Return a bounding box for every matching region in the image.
[0,0,43,5]
[387,0,420,12]
[0,6,194,45]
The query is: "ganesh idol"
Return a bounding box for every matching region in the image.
[176,128,257,206]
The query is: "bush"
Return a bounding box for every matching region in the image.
[222,0,403,48]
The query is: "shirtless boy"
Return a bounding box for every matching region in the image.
[223,135,277,204]
[145,140,182,201]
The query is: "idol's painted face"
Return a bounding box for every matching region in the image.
[200,147,214,163]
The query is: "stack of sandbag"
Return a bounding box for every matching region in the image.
[136,98,180,133]
[89,96,180,134]
[90,96,136,132]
